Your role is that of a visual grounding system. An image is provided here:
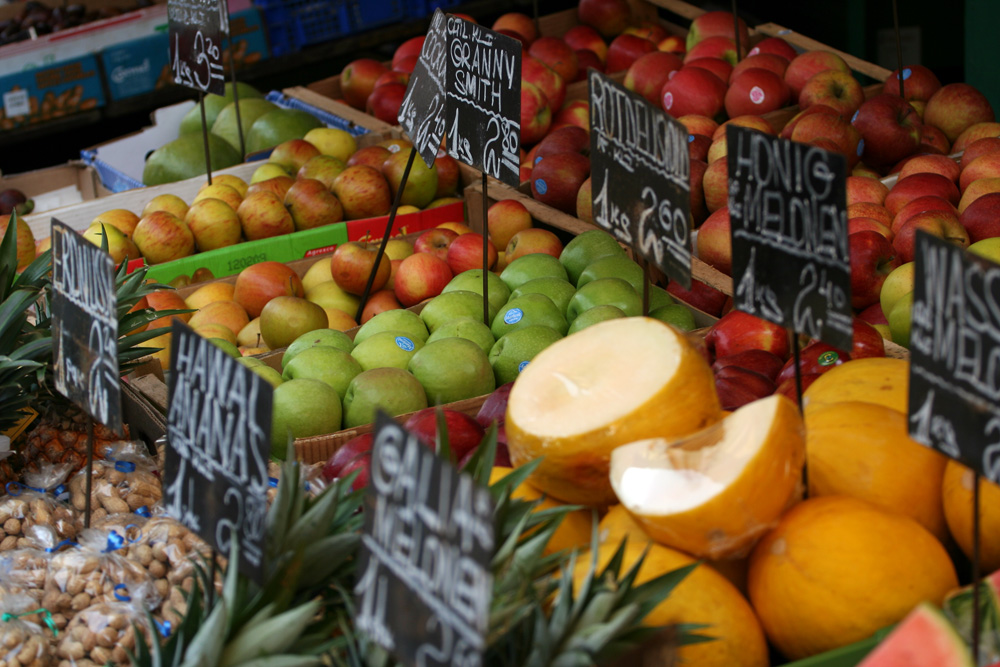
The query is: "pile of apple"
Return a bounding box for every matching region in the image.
[48,130,463,283]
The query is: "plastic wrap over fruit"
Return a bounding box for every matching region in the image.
[609,394,805,560]
[0,592,55,667]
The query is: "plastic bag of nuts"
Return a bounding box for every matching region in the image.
[55,582,158,667]
[0,466,79,553]
[265,461,327,505]
[42,529,152,622]
[0,592,56,667]
[67,453,161,518]
[0,548,50,610]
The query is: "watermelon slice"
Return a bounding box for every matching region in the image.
[944,569,1000,664]
[859,603,973,667]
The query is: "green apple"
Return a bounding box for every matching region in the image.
[576,255,645,292]
[282,345,362,401]
[208,337,241,358]
[443,269,511,314]
[566,305,627,335]
[567,277,642,321]
[354,308,429,345]
[259,296,328,350]
[282,328,354,368]
[271,378,342,459]
[500,253,569,291]
[241,361,283,388]
[407,338,496,405]
[420,290,497,332]
[968,237,1000,262]
[426,318,496,355]
[492,293,569,338]
[559,229,626,284]
[649,285,675,310]
[351,330,424,371]
[649,304,696,331]
[488,325,563,385]
[888,291,913,348]
[879,262,914,322]
[343,367,428,428]
[237,356,264,368]
[510,277,576,315]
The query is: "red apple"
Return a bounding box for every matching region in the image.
[606,34,656,74]
[848,202,893,229]
[414,228,458,262]
[858,302,888,326]
[702,156,728,213]
[347,145,391,170]
[332,165,391,220]
[898,153,961,183]
[360,289,402,323]
[798,69,865,116]
[747,36,797,62]
[373,70,410,92]
[577,0,631,39]
[684,35,738,66]
[488,199,532,252]
[563,24,607,62]
[552,99,590,133]
[434,152,460,198]
[521,80,552,146]
[366,82,407,124]
[850,317,887,359]
[247,175,294,200]
[784,50,850,99]
[712,349,785,382]
[341,59,389,110]
[851,94,923,169]
[522,55,567,113]
[730,53,788,83]
[960,152,1000,192]
[960,138,1000,169]
[624,51,684,105]
[849,230,901,308]
[476,382,514,427]
[394,252,453,306]
[775,373,823,402]
[284,178,344,231]
[714,365,776,411]
[233,261,304,319]
[689,134,712,162]
[624,21,668,45]
[780,104,841,140]
[891,195,957,234]
[705,310,790,362]
[535,125,589,162]
[847,175,889,206]
[684,57,733,85]
[505,228,563,262]
[237,191,294,241]
[849,217,893,241]
[529,37,578,83]
[776,342,848,386]
[678,113,719,138]
[686,10,749,54]
[695,207,731,275]
[959,192,1000,242]
[893,209,969,263]
[392,36,424,69]
[660,67,727,119]
[882,64,941,102]
[885,172,960,216]
[666,278,728,316]
[724,68,791,117]
[954,122,1000,154]
[924,83,996,143]
[689,158,708,225]
[657,35,685,55]
[322,432,374,488]
[404,408,486,462]
[330,241,391,296]
[573,50,604,81]
[446,232,496,274]
[492,12,536,44]
[531,151,591,214]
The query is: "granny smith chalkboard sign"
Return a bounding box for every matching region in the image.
[356,412,494,667]
[589,70,692,288]
[445,16,521,187]
[727,126,853,350]
[165,322,272,581]
[908,231,1000,483]
[51,218,122,433]
[399,9,448,168]
[168,0,227,95]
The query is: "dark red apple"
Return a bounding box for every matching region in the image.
[851,94,923,169]
[705,310,790,362]
[666,278,728,316]
[850,317,886,359]
[404,408,486,463]
[960,192,1000,242]
[711,349,785,382]
[606,34,656,74]
[776,341,849,386]
[531,151,591,214]
[476,382,515,428]
[849,229,901,309]
[714,365,777,411]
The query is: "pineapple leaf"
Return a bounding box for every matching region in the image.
[0,209,20,293]
[462,421,499,484]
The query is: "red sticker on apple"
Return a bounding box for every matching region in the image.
[749,86,766,105]
[663,91,674,110]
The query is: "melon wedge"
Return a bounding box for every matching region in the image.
[506,317,721,506]
[803,357,909,416]
[859,603,973,667]
[610,394,805,559]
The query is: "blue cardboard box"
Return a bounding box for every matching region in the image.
[0,54,105,130]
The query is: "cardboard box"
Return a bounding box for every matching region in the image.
[100,7,270,102]
[0,54,106,130]
[0,161,110,213]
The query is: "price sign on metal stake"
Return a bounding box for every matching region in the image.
[399,9,448,168]
[168,0,228,95]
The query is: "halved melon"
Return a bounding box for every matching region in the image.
[802,357,908,416]
[859,603,973,667]
[610,394,805,559]
[506,317,721,506]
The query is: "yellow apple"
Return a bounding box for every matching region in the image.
[303,127,357,162]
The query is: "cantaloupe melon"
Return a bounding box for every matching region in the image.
[802,357,909,416]
[943,460,1000,572]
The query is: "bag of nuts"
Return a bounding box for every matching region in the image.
[55,582,159,667]
[0,549,51,610]
[42,529,152,622]
[0,592,56,667]
[265,461,327,506]
[67,454,161,521]
[0,472,79,553]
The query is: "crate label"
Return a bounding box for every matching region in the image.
[3,90,29,117]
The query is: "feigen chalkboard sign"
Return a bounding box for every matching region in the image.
[908,231,1000,483]
[399,9,448,169]
[168,0,227,95]
[164,321,271,582]
[445,16,521,187]
[727,125,853,350]
[51,219,122,433]
[356,412,494,667]
[589,70,692,289]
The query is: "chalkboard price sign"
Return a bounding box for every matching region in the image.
[399,9,448,169]
[356,412,494,667]
[589,70,692,288]
[445,17,521,187]
[168,0,227,95]
[51,219,122,433]
[727,126,853,350]
[164,322,271,581]
[908,231,1000,483]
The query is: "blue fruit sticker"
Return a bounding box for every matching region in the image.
[504,308,523,325]
[857,138,864,156]
[518,361,530,373]
[535,179,548,195]
[902,68,912,80]
[688,134,695,143]
[395,336,415,351]
[852,110,860,124]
